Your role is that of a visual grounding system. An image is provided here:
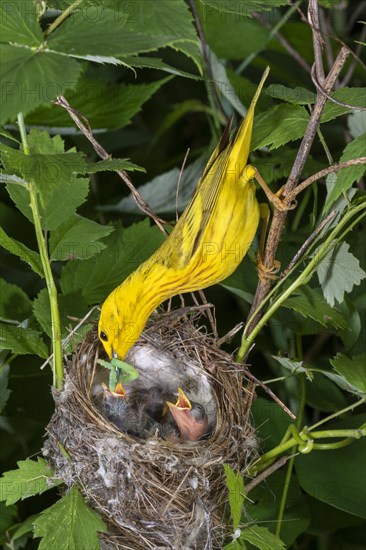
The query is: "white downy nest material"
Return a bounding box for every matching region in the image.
[43,309,258,550]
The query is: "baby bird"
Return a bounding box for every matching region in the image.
[100,383,178,439]
[166,387,209,442]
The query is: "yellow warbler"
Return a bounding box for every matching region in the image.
[99,67,269,360]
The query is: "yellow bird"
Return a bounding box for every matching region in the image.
[99,67,270,360]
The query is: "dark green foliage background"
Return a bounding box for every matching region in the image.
[0,1,365,548]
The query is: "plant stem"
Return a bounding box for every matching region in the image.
[17,113,63,389]
[237,199,366,361]
[44,0,83,37]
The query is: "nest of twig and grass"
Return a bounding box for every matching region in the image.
[43,309,258,550]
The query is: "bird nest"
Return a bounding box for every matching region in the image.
[43,308,258,550]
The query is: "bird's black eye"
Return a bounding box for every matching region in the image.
[100,331,108,342]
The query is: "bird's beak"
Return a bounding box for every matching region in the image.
[102,382,126,398]
[166,388,194,439]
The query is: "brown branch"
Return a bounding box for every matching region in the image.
[244,370,296,420]
[290,157,366,199]
[245,1,350,349]
[246,456,289,493]
[54,95,168,235]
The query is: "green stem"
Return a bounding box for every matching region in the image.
[237,200,366,361]
[44,0,83,37]
[249,423,366,477]
[276,341,306,538]
[17,113,63,389]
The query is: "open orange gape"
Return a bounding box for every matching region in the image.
[43,309,258,550]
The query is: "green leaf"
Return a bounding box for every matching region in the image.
[330,353,366,394]
[97,358,139,389]
[0,44,82,125]
[321,88,366,123]
[119,55,200,79]
[348,110,366,139]
[224,464,245,531]
[3,133,90,230]
[239,525,286,550]
[317,242,366,307]
[244,470,310,547]
[200,5,269,61]
[0,501,18,536]
[60,220,165,304]
[11,513,40,543]
[101,156,204,215]
[200,0,288,16]
[0,1,43,46]
[272,356,312,380]
[251,398,293,452]
[295,414,366,518]
[0,458,62,505]
[282,287,348,330]
[252,104,309,151]
[26,76,172,130]
[86,158,145,174]
[267,84,316,105]
[324,134,366,211]
[49,216,114,261]
[33,485,107,550]
[0,226,43,277]
[0,279,32,322]
[0,323,48,358]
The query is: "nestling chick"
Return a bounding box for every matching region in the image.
[166,387,209,441]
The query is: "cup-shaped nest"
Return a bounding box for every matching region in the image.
[43,309,258,550]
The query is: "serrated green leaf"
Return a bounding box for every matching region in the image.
[33,485,107,550]
[0,227,43,277]
[0,458,62,505]
[0,279,32,322]
[252,104,309,151]
[272,356,313,380]
[239,525,287,550]
[87,158,145,174]
[101,156,204,215]
[322,88,366,123]
[200,0,287,15]
[119,55,200,79]
[317,242,366,307]
[0,44,82,125]
[330,353,366,394]
[283,287,348,330]
[26,76,172,130]
[0,1,43,46]
[49,215,114,261]
[267,84,316,105]
[60,220,165,304]
[324,134,366,211]
[224,464,245,531]
[0,323,48,357]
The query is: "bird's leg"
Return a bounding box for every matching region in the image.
[256,203,280,281]
[246,165,297,211]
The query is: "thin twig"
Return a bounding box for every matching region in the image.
[280,210,336,278]
[246,456,289,493]
[253,12,311,74]
[245,2,350,350]
[244,370,296,420]
[291,157,366,198]
[341,23,366,87]
[54,96,167,235]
